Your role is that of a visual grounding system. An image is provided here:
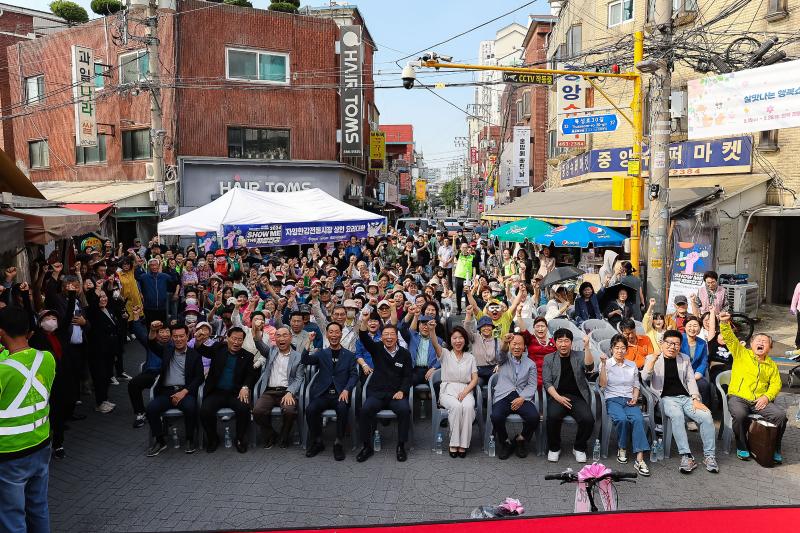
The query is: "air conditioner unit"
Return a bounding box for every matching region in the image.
[145,162,155,179]
[722,282,760,318]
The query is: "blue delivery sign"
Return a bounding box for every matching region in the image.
[560,114,619,134]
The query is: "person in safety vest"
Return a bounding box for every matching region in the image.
[0,306,56,533]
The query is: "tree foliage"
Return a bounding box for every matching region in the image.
[90,0,123,16]
[440,179,460,212]
[269,0,299,13]
[50,1,89,24]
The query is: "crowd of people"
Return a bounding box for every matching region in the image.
[0,224,790,520]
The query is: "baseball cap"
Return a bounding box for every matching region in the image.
[343,299,360,309]
[280,284,295,296]
[184,304,200,314]
[674,295,688,306]
[195,321,212,332]
[477,316,494,329]
[298,304,311,314]
[377,300,391,308]
[419,315,435,322]
[225,297,237,306]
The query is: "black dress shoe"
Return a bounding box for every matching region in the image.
[356,446,374,462]
[206,440,218,453]
[396,444,407,462]
[458,450,467,458]
[235,439,248,453]
[498,439,514,460]
[69,413,87,421]
[449,449,459,458]
[515,438,528,459]
[306,441,325,458]
[333,443,345,461]
[53,447,66,459]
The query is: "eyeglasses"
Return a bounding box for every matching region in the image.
[662,340,680,347]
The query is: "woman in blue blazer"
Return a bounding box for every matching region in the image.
[681,315,711,407]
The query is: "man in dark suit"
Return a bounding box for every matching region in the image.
[197,327,258,453]
[356,309,412,463]
[144,323,205,457]
[303,323,358,461]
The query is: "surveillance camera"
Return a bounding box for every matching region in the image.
[438,54,453,63]
[636,59,659,74]
[401,64,416,90]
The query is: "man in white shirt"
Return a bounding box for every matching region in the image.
[437,237,454,286]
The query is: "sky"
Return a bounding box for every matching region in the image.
[22,0,549,175]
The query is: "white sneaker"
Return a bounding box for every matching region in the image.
[109,376,120,386]
[104,401,116,408]
[686,421,699,432]
[547,450,561,462]
[95,402,114,414]
[573,449,587,463]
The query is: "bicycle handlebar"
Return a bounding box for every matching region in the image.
[544,471,638,482]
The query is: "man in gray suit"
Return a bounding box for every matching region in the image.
[490,332,539,460]
[543,328,595,463]
[252,325,305,449]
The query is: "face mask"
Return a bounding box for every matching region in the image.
[346,309,357,319]
[41,318,58,332]
[67,289,77,297]
[185,298,198,306]
[185,315,198,324]
[112,290,121,299]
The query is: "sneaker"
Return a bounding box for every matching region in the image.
[654,423,663,434]
[617,448,628,464]
[634,459,650,476]
[146,440,167,457]
[117,372,133,381]
[773,451,783,464]
[184,440,197,454]
[686,421,698,432]
[736,449,751,461]
[133,413,146,428]
[573,449,587,463]
[784,349,800,360]
[109,376,120,386]
[53,447,66,460]
[704,456,719,473]
[103,400,116,409]
[547,450,561,462]
[95,402,114,414]
[679,454,698,474]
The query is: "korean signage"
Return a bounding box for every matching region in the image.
[688,59,800,139]
[502,72,554,85]
[560,136,752,181]
[385,182,398,203]
[512,126,530,187]
[71,45,97,147]
[224,219,385,247]
[470,147,478,164]
[556,68,587,148]
[415,180,427,201]
[666,241,713,314]
[369,131,385,170]
[340,25,363,156]
[399,172,411,192]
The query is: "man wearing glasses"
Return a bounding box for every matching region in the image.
[642,330,719,474]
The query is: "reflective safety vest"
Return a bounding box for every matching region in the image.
[0,349,56,454]
[454,254,474,280]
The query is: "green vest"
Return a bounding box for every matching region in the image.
[0,348,56,454]
[455,254,474,279]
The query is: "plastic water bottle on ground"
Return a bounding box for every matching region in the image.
[420,398,427,420]
[656,438,665,461]
[795,398,800,422]
[223,426,232,448]
[592,439,601,462]
[170,426,180,449]
[650,440,659,463]
[373,430,381,452]
[488,435,496,457]
[434,432,443,455]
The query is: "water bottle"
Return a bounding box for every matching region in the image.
[592,439,601,462]
[170,426,180,449]
[795,398,800,423]
[373,430,381,452]
[657,438,665,461]
[223,426,232,449]
[650,440,659,463]
[488,435,496,458]
[420,398,427,420]
[434,432,443,455]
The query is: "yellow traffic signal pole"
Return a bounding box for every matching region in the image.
[419,30,645,275]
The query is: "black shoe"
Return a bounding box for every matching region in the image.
[306,441,325,458]
[356,446,374,462]
[146,440,167,457]
[333,443,345,461]
[53,447,66,459]
[449,449,459,458]
[133,414,146,429]
[498,439,514,460]
[235,439,247,453]
[279,435,291,449]
[396,443,407,462]
[458,449,467,458]
[69,413,87,421]
[184,440,197,454]
[262,433,275,449]
[439,419,449,428]
[206,440,218,453]
[515,437,528,459]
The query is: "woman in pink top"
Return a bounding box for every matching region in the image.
[791,281,800,350]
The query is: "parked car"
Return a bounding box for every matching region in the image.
[395,217,431,235]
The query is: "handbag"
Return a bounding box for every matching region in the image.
[748,417,778,468]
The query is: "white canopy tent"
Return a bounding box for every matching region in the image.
[158,187,385,246]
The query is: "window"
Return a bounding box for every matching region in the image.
[522,90,531,118]
[29,140,49,169]
[94,63,106,89]
[122,129,151,160]
[566,25,582,59]
[758,130,779,152]
[76,134,107,164]
[547,130,565,159]
[119,50,149,84]
[766,0,788,20]
[25,75,44,105]
[227,127,290,159]
[672,0,697,15]
[226,48,289,84]
[608,0,634,26]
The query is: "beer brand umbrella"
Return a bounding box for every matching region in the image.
[533,220,626,248]
[489,218,553,243]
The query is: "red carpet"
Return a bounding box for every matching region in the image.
[225,507,800,533]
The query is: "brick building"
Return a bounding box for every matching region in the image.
[380,124,414,195]
[4,1,376,242]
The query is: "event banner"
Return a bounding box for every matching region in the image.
[512,126,530,187]
[666,241,712,313]
[689,59,800,139]
[223,220,384,247]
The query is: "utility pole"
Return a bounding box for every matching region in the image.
[145,0,166,220]
[646,0,674,310]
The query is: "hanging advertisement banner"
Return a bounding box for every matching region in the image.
[512,126,530,187]
[415,180,427,201]
[369,131,385,170]
[340,25,363,156]
[224,219,384,247]
[470,147,478,164]
[666,241,713,313]
[71,45,97,147]
[688,59,800,139]
[556,66,586,148]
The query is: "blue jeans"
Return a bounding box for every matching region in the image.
[606,397,649,454]
[661,395,716,457]
[0,444,51,533]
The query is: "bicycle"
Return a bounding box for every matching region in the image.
[729,312,755,343]
[545,466,637,513]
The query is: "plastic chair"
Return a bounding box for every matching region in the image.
[301,370,359,450]
[352,373,414,449]
[598,339,611,355]
[429,369,483,451]
[540,377,598,454]
[536,305,548,317]
[198,383,241,447]
[590,328,616,345]
[483,373,543,455]
[252,372,305,448]
[413,383,431,421]
[146,375,190,447]
[634,320,646,335]
[595,381,654,458]
[716,370,733,454]
[581,319,614,334]
[547,318,574,334]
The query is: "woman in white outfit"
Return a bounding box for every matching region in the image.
[429,323,479,457]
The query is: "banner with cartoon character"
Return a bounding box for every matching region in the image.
[195,232,219,253]
[223,219,385,248]
[666,241,713,313]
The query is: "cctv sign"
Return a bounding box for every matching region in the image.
[340,25,363,157]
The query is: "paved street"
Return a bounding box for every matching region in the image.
[49,342,800,533]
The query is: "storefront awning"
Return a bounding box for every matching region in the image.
[38,181,157,209]
[0,214,24,254]
[385,202,410,215]
[1,207,99,245]
[63,203,115,214]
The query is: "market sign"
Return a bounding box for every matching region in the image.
[340,25,363,156]
[502,72,554,85]
[225,219,384,247]
[71,45,97,147]
[369,130,385,170]
[560,135,752,181]
[688,59,800,139]
[556,67,587,148]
